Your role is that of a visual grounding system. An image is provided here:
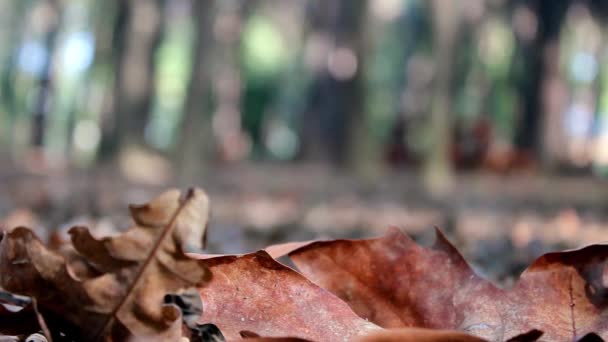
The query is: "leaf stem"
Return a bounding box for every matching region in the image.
[92,189,195,341]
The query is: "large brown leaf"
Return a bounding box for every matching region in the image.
[193,250,491,342]
[288,227,608,341]
[0,188,211,341]
[239,328,488,342]
[196,250,381,341]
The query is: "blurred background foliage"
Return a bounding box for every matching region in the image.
[3,0,608,282]
[5,0,608,177]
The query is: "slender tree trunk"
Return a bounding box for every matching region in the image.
[516,0,570,163]
[342,1,382,178]
[299,2,331,162]
[302,0,368,169]
[31,0,61,149]
[69,0,119,161]
[99,0,129,159]
[424,0,461,195]
[108,0,165,155]
[177,0,215,185]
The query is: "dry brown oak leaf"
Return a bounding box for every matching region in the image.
[283,227,608,341]
[196,251,490,342]
[0,188,211,341]
[195,251,381,341]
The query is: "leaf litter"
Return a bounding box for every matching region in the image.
[0,188,211,341]
[0,188,607,341]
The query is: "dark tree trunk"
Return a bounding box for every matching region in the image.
[98,0,129,159]
[301,0,367,167]
[31,0,61,149]
[514,0,570,158]
[103,0,165,156]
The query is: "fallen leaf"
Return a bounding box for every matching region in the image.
[288,227,608,341]
[0,227,90,334]
[354,328,488,342]
[237,328,491,342]
[0,188,211,341]
[196,251,380,341]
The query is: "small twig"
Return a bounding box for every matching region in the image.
[31,298,53,342]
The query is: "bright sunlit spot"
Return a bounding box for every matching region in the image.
[73,119,101,153]
[60,31,95,76]
[18,41,48,75]
[370,0,404,22]
[327,47,358,81]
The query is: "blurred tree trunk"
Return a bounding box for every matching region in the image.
[298,3,326,162]
[212,1,251,163]
[342,1,382,178]
[67,0,119,161]
[302,0,368,170]
[102,0,165,157]
[424,0,461,195]
[176,0,215,185]
[98,0,128,159]
[515,0,570,163]
[31,0,61,150]
[0,0,27,152]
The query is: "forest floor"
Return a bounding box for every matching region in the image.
[1,160,608,286]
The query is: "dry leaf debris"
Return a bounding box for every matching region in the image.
[1,188,608,342]
[0,188,211,341]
